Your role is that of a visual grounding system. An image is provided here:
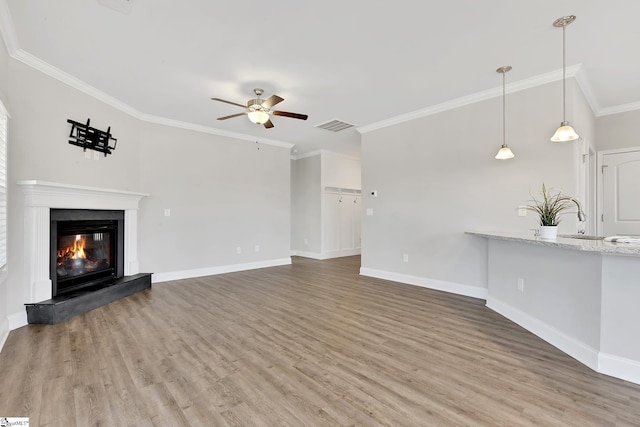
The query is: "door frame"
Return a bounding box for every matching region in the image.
[576,138,596,235]
[596,146,640,236]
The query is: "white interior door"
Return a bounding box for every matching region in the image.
[601,149,640,236]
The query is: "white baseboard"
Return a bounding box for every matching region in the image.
[8,310,28,331]
[152,257,292,283]
[486,296,600,371]
[598,352,640,385]
[0,317,8,352]
[291,249,361,260]
[359,267,488,300]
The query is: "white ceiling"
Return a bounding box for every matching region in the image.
[2,0,640,156]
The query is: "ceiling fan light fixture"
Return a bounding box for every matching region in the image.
[248,110,270,125]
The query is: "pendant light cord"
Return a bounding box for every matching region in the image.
[502,72,506,145]
[562,23,566,123]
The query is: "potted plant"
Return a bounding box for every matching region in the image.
[526,183,571,239]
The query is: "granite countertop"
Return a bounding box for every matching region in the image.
[466,231,640,256]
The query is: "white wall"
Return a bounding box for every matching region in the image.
[321,151,361,189]
[138,123,291,276]
[291,155,321,254]
[596,109,640,152]
[3,54,292,328]
[0,33,7,102]
[360,79,591,294]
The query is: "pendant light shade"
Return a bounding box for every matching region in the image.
[550,122,580,142]
[495,145,514,160]
[551,15,579,142]
[495,66,514,160]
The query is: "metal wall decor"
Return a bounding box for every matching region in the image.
[67,118,117,156]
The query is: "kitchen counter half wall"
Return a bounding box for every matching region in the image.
[470,231,640,386]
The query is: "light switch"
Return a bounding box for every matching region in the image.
[518,206,527,217]
[164,209,171,217]
[366,208,373,216]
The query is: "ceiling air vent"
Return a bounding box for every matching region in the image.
[315,119,356,132]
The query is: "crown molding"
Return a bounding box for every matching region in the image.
[291,149,361,161]
[139,114,293,149]
[13,49,143,117]
[8,48,294,150]
[597,101,640,117]
[357,65,584,134]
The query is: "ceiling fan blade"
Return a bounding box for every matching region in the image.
[272,110,308,120]
[211,97,247,108]
[217,112,247,120]
[262,94,284,109]
[263,119,275,129]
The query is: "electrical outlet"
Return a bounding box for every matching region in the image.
[518,206,527,217]
[93,151,100,161]
[366,208,373,216]
[236,247,242,254]
[164,209,171,217]
[403,254,409,263]
[517,278,524,292]
[254,245,260,252]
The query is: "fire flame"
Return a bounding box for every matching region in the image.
[72,235,87,259]
[58,234,87,261]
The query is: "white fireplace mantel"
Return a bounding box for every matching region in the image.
[17,180,149,303]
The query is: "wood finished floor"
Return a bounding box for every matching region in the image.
[2,256,640,426]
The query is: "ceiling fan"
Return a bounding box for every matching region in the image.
[211,88,308,129]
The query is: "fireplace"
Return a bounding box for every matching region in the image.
[51,209,124,296]
[19,180,150,325]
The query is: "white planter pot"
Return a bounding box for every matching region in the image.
[539,225,558,240]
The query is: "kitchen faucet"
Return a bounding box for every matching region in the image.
[559,196,586,222]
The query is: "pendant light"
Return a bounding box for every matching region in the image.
[550,15,579,142]
[495,66,515,160]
